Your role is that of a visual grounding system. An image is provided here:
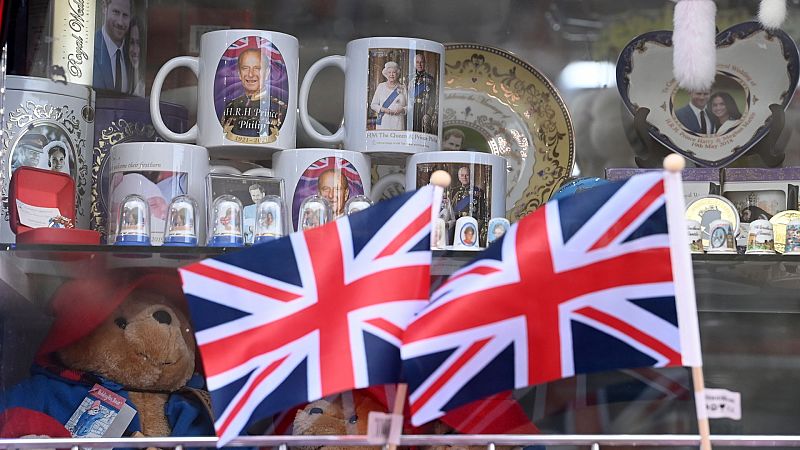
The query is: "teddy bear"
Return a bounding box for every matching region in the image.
[291,389,386,450]
[0,270,214,440]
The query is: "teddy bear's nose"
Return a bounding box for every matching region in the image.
[152,310,172,325]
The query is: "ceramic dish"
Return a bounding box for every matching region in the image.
[444,43,575,221]
[617,21,799,168]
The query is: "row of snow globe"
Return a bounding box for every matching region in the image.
[113,193,374,247]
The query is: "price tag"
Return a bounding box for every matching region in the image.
[367,412,403,445]
[705,388,741,420]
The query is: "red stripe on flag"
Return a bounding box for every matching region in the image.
[589,181,665,251]
[183,263,301,302]
[411,338,491,415]
[574,306,682,365]
[217,355,289,436]
[437,266,501,293]
[377,206,432,258]
[364,318,404,341]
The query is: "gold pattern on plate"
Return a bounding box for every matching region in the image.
[685,195,740,249]
[769,209,800,254]
[444,44,575,221]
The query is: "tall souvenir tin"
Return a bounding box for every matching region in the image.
[91,95,188,239]
[0,75,95,243]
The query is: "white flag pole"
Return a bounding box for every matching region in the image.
[385,170,451,450]
[663,154,711,450]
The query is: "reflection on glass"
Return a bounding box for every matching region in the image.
[344,195,373,216]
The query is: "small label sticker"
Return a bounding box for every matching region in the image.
[367,412,402,445]
[705,388,741,420]
[15,200,62,229]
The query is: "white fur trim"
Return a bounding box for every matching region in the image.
[673,0,717,92]
[759,0,787,29]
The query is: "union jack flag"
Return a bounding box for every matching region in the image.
[401,171,703,426]
[180,186,440,445]
[222,36,285,64]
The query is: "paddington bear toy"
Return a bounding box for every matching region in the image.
[0,270,214,440]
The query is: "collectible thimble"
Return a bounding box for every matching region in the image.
[687,220,703,254]
[785,220,800,255]
[707,219,737,254]
[746,219,776,254]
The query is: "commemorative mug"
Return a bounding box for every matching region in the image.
[707,219,737,254]
[299,37,445,156]
[405,151,506,248]
[150,30,299,157]
[107,142,209,246]
[273,149,371,231]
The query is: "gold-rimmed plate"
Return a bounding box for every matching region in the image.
[443,43,575,221]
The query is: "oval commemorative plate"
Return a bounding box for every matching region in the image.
[444,44,575,221]
[617,21,799,168]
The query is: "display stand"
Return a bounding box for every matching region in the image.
[632,106,786,168]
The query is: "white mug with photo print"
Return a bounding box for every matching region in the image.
[107,142,208,246]
[299,37,444,157]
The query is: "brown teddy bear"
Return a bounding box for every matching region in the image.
[0,270,214,440]
[291,390,385,450]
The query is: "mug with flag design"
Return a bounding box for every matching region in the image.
[273,149,371,231]
[150,30,299,158]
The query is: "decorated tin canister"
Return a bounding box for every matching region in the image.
[0,76,95,243]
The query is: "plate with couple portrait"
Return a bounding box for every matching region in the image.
[442,44,575,222]
[617,21,800,168]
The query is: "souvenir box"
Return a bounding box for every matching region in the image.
[9,167,100,244]
[722,168,800,247]
[0,75,95,244]
[206,173,285,245]
[91,95,188,239]
[604,168,721,204]
[721,168,800,222]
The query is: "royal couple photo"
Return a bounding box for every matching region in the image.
[94,0,145,96]
[368,50,439,134]
[675,89,743,136]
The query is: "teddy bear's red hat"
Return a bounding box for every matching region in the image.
[37,270,186,357]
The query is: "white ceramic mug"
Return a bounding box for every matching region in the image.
[150,30,299,157]
[107,143,209,246]
[299,37,444,156]
[406,151,506,248]
[273,149,371,231]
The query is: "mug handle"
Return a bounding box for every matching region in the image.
[150,56,200,143]
[299,55,346,145]
[370,173,406,202]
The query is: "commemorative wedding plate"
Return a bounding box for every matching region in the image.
[444,44,575,220]
[617,22,799,168]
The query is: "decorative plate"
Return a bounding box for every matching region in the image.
[444,44,575,221]
[617,21,800,168]
[685,194,740,249]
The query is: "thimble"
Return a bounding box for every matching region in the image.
[687,220,704,254]
[784,220,800,255]
[707,219,736,254]
[745,219,776,254]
